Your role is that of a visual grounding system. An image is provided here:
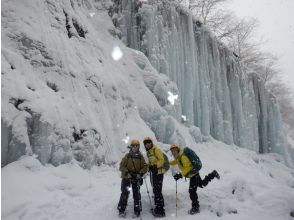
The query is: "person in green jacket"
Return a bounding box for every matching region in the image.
[117,139,148,217]
[144,136,167,217]
[170,144,220,215]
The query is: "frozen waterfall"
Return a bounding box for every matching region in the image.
[111,0,290,160]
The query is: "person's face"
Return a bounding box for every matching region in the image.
[130,144,140,152]
[171,148,179,158]
[144,141,152,150]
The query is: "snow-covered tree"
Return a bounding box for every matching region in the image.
[268,80,294,139]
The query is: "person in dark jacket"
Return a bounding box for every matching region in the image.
[144,136,167,217]
[170,144,220,215]
[117,139,148,217]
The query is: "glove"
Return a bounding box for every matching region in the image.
[128,173,143,185]
[149,165,158,174]
[126,171,136,179]
[135,173,142,179]
[173,173,182,181]
[134,173,143,185]
[130,172,139,179]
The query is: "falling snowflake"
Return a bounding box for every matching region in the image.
[122,135,130,144]
[117,124,120,128]
[127,186,132,191]
[89,12,95,17]
[181,115,187,121]
[167,91,178,105]
[112,46,123,61]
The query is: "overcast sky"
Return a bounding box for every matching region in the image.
[228,0,294,91]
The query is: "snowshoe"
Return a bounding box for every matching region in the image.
[213,170,220,180]
[188,207,200,215]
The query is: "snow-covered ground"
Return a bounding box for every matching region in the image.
[2,0,294,219]
[2,140,294,220]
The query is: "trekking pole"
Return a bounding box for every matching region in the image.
[149,170,155,200]
[144,177,154,212]
[149,170,153,187]
[176,180,178,217]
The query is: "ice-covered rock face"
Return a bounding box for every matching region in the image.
[111,0,292,164]
[1,0,292,168]
[1,0,202,168]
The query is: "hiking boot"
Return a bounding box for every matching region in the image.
[213,170,220,179]
[134,211,140,217]
[188,207,200,215]
[119,211,126,218]
[152,208,166,218]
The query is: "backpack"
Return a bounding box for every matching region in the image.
[183,147,202,172]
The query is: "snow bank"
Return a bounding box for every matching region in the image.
[2,141,294,220]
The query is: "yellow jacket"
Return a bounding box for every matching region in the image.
[146,145,167,174]
[169,149,197,178]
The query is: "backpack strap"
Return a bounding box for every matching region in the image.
[178,153,196,177]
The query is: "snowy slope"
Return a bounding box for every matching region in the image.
[2,141,294,220]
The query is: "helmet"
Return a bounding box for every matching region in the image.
[143,136,153,142]
[170,144,180,151]
[130,139,140,145]
[143,136,153,145]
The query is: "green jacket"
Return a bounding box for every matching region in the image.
[146,145,167,175]
[119,151,148,179]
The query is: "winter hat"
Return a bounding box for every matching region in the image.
[143,136,153,145]
[170,144,180,151]
[130,139,140,146]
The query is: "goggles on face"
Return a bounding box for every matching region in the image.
[131,144,140,147]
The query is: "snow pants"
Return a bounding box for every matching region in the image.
[117,178,141,213]
[151,173,165,214]
[189,171,217,209]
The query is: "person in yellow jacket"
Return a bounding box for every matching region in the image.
[117,139,148,218]
[144,136,167,217]
[169,144,220,215]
